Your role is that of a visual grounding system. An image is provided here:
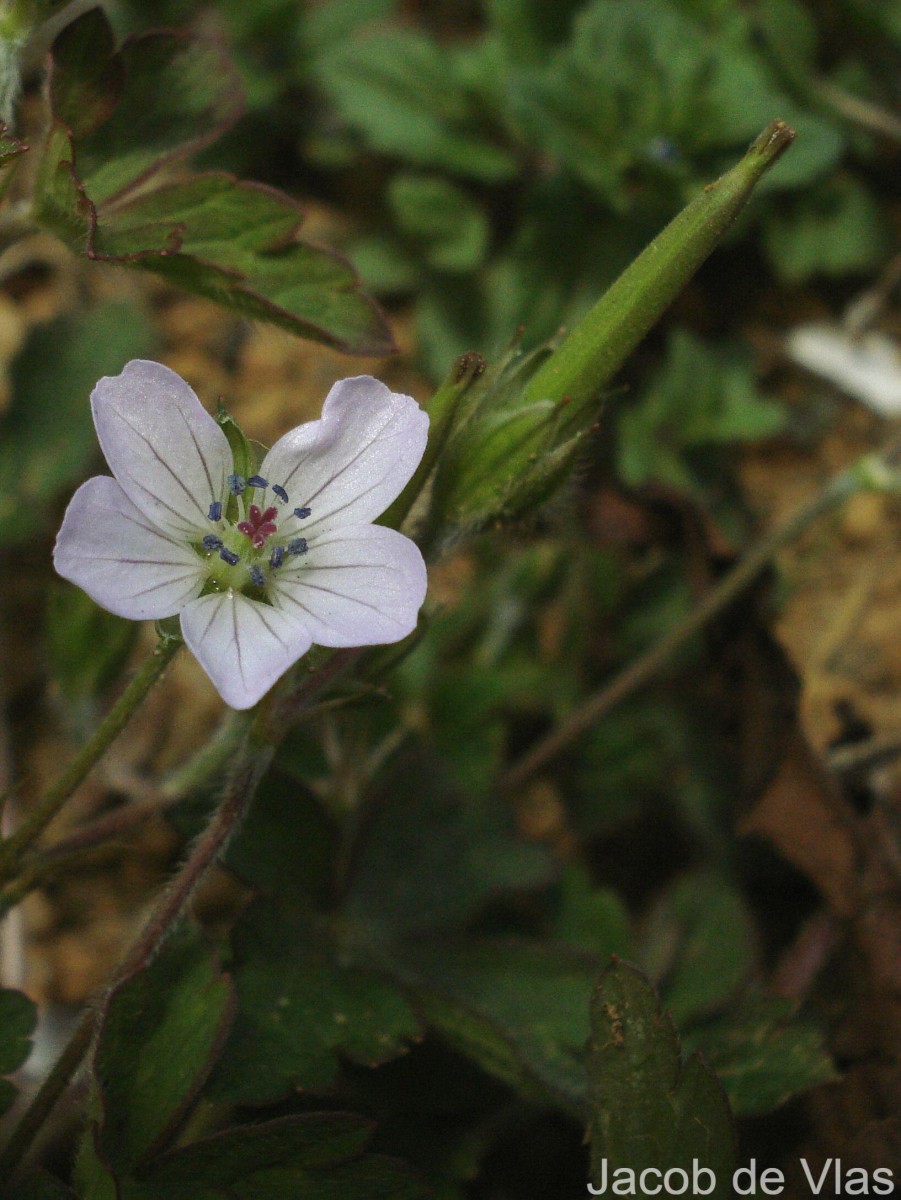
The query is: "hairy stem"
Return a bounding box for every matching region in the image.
[0,637,181,881]
[0,639,356,1182]
[0,736,273,1186]
[502,463,868,792]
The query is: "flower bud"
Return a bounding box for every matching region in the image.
[425,122,795,539]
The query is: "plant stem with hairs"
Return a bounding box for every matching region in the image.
[0,636,181,882]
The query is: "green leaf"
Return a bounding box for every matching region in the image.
[143,1114,373,1187]
[31,123,92,252]
[0,123,26,169]
[0,120,27,202]
[0,300,156,545]
[45,583,138,706]
[222,766,336,904]
[586,960,736,1194]
[208,900,420,1107]
[0,987,37,1117]
[556,866,633,958]
[35,9,392,353]
[682,997,838,1117]
[86,174,393,354]
[315,29,517,183]
[49,9,243,204]
[16,1171,80,1200]
[94,928,234,1170]
[617,330,784,498]
[342,749,552,941]
[49,6,124,138]
[113,1109,424,1200]
[641,873,757,1026]
[404,938,596,1111]
[388,175,489,273]
[763,174,892,283]
[486,0,584,63]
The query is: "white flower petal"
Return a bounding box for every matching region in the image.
[270,523,426,648]
[53,477,205,619]
[258,376,428,537]
[91,359,231,540]
[180,590,313,709]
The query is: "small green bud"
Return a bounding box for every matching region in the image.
[380,350,486,531]
[430,399,566,529]
[425,122,796,541]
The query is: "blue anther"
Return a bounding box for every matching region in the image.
[269,545,285,569]
[288,537,308,556]
[208,501,222,522]
[227,474,246,495]
[248,565,266,587]
[202,534,223,551]
[293,506,311,520]
[247,475,268,489]
[219,547,240,566]
[272,484,289,504]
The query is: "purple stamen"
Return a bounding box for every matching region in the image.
[248,565,266,587]
[219,547,240,566]
[228,474,246,495]
[288,537,308,556]
[272,484,289,504]
[208,501,222,522]
[293,506,311,520]
[269,546,284,569]
[202,534,223,551]
[247,475,268,489]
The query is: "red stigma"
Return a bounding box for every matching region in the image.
[237,504,279,549]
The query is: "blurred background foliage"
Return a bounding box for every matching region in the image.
[2,1,901,1197]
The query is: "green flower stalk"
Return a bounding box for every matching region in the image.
[428,120,795,535]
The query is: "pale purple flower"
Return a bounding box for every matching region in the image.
[54,360,429,709]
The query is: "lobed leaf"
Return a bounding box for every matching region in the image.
[33,8,394,354]
[0,301,156,545]
[143,1113,374,1187]
[343,748,553,940]
[44,584,138,705]
[16,1171,80,1200]
[93,929,234,1170]
[682,997,839,1117]
[208,900,420,1107]
[586,960,736,1194]
[403,938,596,1111]
[0,987,37,1118]
[49,9,243,205]
[315,29,518,183]
[641,872,757,1026]
[49,7,124,139]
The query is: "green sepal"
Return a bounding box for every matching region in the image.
[215,403,256,521]
[153,616,183,643]
[380,350,486,531]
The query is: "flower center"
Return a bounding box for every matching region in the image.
[238,504,278,549]
[198,474,310,597]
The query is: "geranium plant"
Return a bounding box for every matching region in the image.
[0,5,898,1200]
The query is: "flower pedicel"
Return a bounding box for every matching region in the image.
[54,361,429,708]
